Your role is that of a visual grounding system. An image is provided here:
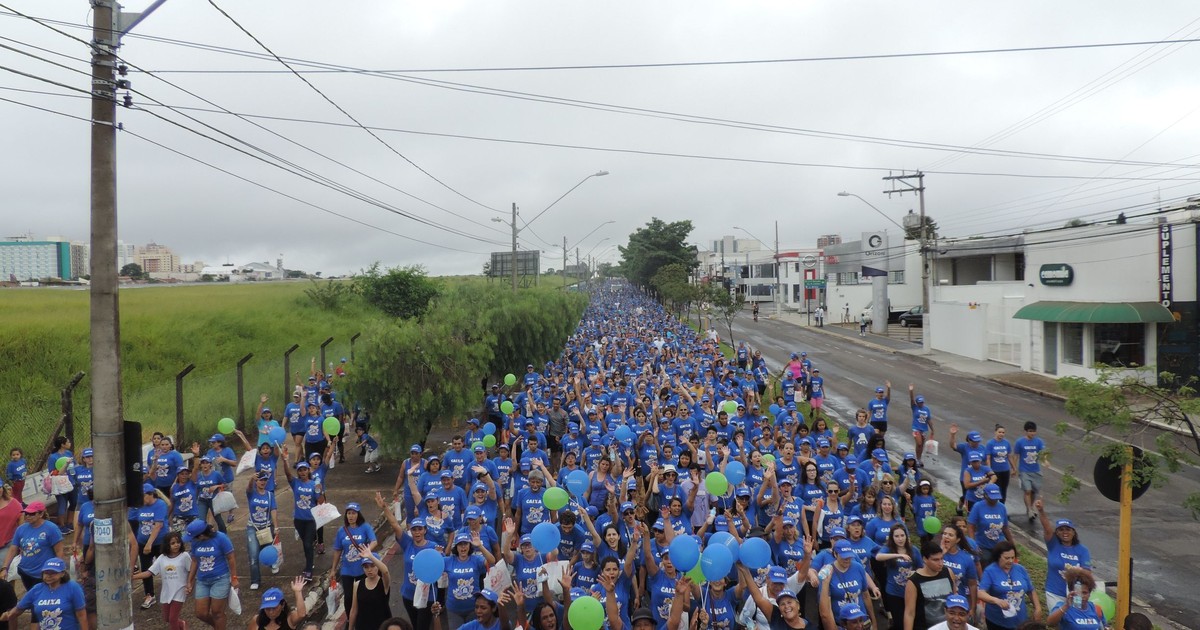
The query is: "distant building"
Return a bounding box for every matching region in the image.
[70,242,89,279]
[0,240,73,280]
[117,240,136,271]
[136,242,180,273]
[180,261,206,274]
[816,234,842,248]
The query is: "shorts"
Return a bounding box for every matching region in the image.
[912,429,927,439]
[1020,471,1043,492]
[870,420,888,434]
[194,574,231,600]
[810,396,824,409]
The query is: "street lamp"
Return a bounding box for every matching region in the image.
[563,220,615,289]
[837,192,906,231]
[733,224,782,319]
[495,171,608,291]
[582,238,611,285]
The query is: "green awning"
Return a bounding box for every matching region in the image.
[1013,301,1175,323]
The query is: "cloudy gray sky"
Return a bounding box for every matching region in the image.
[3,1,1199,276]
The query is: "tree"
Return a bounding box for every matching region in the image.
[481,260,492,277]
[618,218,698,291]
[651,263,698,316]
[703,283,745,347]
[120,262,144,278]
[597,262,618,278]
[353,262,441,320]
[1064,218,1088,228]
[1057,368,1200,518]
[200,274,215,282]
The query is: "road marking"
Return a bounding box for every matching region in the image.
[1044,462,1096,488]
[928,378,942,384]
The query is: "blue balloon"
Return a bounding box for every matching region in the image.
[724,461,746,486]
[567,470,590,497]
[482,423,496,435]
[700,545,733,581]
[769,404,781,416]
[668,534,700,571]
[413,548,445,584]
[258,545,278,567]
[708,531,740,563]
[740,537,771,570]
[532,522,561,553]
[268,426,287,446]
[615,425,633,443]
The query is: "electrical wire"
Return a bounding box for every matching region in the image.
[205,0,501,214]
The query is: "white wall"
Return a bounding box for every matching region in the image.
[930,301,988,360]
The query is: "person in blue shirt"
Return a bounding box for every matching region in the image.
[874,522,923,627]
[866,382,891,434]
[846,409,874,462]
[331,502,380,622]
[907,384,936,465]
[68,449,95,534]
[818,539,881,630]
[1013,421,1046,520]
[193,456,227,534]
[254,399,281,448]
[1046,566,1107,630]
[967,484,1011,562]
[961,453,996,513]
[6,448,27,505]
[978,541,1041,629]
[985,425,1016,504]
[948,424,987,515]
[184,519,238,630]
[281,459,321,581]
[1035,505,1093,611]
[202,434,238,491]
[1,557,86,630]
[134,483,168,609]
[0,501,64,591]
[439,588,502,630]
[149,438,185,496]
[354,426,381,473]
[168,467,199,530]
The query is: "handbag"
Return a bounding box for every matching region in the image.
[312,502,341,529]
[50,475,74,496]
[212,491,238,514]
[255,526,274,546]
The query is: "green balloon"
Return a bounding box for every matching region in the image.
[504,373,517,386]
[922,516,943,536]
[705,472,729,496]
[762,453,776,464]
[1089,591,1116,621]
[217,417,235,435]
[55,457,69,471]
[500,400,515,414]
[685,563,707,585]
[543,487,569,511]
[483,434,497,447]
[322,416,340,436]
[567,595,604,630]
[723,401,738,415]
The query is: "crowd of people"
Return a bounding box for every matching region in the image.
[0,282,1140,630]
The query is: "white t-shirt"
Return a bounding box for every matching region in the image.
[928,622,979,630]
[148,552,192,603]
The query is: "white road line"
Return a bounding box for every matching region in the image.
[928,378,942,384]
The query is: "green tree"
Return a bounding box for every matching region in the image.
[651,263,698,316]
[304,278,352,311]
[702,283,745,346]
[1057,368,1200,518]
[597,262,618,278]
[120,263,144,278]
[354,262,441,319]
[618,218,698,291]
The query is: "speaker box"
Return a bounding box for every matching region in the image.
[123,420,144,509]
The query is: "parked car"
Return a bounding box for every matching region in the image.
[898,305,924,327]
[861,300,908,324]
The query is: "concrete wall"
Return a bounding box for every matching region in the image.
[930,301,988,360]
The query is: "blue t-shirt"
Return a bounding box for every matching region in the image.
[512,554,544,613]
[70,465,94,503]
[986,439,1013,473]
[911,403,932,433]
[246,489,277,530]
[6,459,27,482]
[444,553,487,614]
[191,531,235,581]
[1051,601,1107,630]
[882,547,923,597]
[399,533,438,599]
[136,500,169,545]
[18,581,86,630]
[967,500,1008,553]
[11,521,63,576]
[980,562,1033,627]
[1013,436,1045,473]
[152,451,184,488]
[826,560,870,613]
[866,397,889,425]
[460,619,501,630]
[47,451,73,474]
[647,568,679,629]
[941,548,979,597]
[333,523,378,578]
[290,478,321,521]
[195,469,223,501]
[171,481,199,519]
[515,487,548,534]
[1045,539,1092,597]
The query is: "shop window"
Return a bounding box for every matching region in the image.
[1093,323,1144,367]
[1062,323,1083,365]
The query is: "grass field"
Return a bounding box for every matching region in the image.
[3,281,375,464]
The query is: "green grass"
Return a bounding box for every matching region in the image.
[2,281,377,461]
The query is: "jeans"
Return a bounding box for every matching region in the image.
[198,498,227,534]
[245,524,273,584]
[295,518,316,573]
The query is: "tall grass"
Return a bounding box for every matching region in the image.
[2,282,375,462]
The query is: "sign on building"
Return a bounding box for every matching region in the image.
[1038,263,1074,286]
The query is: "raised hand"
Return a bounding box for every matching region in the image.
[374,492,387,509]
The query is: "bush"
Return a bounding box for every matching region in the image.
[354,263,441,319]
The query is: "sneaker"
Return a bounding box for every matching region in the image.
[301,570,313,581]
[141,596,156,610]
[271,562,280,575]
[225,513,235,525]
[60,525,73,534]
[250,583,259,591]
[316,543,325,555]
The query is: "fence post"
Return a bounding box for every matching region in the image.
[176,364,196,445]
[236,353,254,432]
[284,344,300,401]
[350,332,361,362]
[61,371,86,447]
[320,337,334,376]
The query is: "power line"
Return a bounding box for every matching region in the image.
[205,0,501,214]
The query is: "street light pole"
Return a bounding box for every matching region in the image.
[563,219,615,290]
[837,192,905,336]
[733,224,781,318]
[510,202,518,291]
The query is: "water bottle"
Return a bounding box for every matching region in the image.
[1071,580,1084,609]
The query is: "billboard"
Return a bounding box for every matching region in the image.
[489,250,541,278]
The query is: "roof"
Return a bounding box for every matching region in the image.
[1013,301,1176,323]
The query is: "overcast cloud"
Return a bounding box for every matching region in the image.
[3,1,1199,276]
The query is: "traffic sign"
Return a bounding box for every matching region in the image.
[804,279,826,289]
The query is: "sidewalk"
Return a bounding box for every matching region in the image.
[772,311,1067,400]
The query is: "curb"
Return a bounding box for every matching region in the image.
[982,376,1068,402]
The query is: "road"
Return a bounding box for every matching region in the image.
[733,316,1200,626]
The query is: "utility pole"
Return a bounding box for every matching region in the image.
[510,202,518,292]
[774,220,781,318]
[884,171,930,351]
[89,2,170,629]
[562,235,568,290]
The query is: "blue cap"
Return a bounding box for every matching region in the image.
[967,431,983,442]
[915,395,925,404]
[777,589,798,601]
[440,471,453,479]
[185,519,209,540]
[261,407,271,414]
[345,502,361,512]
[465,506,483,519]
[768,566,788,583]
[817,438,831,448]
[209,433,224,442]
[875,387,885,393]
[652,519,666,531]
[621,502,635,513]
[467,418,480,425]
[984,484,1002,500]
[295,461,310,469]
[587,506,599,518]
[872,449,889,462]
[260,587,285,609]
[40,558,67,573]
[474,589,500,604]
[781,517,796,527]
[142,483,156,495]
[519,534,533,545]
[473,445,485,453]
[82,448,94,457]
[847,514,864,525]
[945,594,969,610]
[833,540,856,558]
[581,541,595,553]
[968,452,983,462]
[903,452,916,461]
[839,603,869,620]
[837,443,849,451]
[736,487,752,497]
[410,444,422,453]
[454,533,472,545]
[1055,518,1076,530]
[410,517,427,528]
[828,527,847,539]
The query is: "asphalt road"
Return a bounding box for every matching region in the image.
[732,316,1200,626]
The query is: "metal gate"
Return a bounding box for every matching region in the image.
[987,296,1025,365]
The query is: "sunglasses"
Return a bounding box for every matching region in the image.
[882,481,895,485]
